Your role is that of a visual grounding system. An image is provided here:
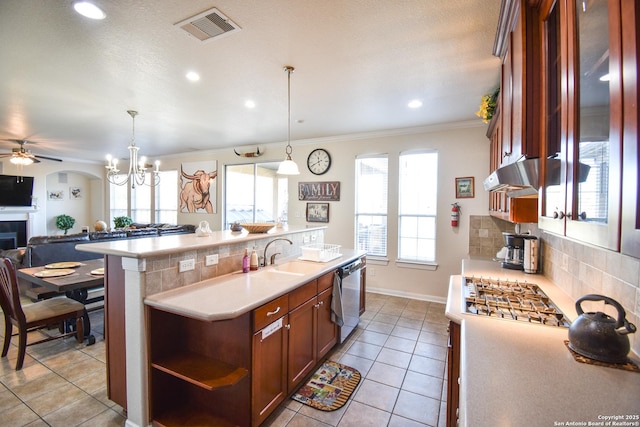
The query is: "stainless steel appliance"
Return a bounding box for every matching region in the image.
[462,276,570,327]
[523,236,539,273]
[338,258,363,343]
[501,233,525,270]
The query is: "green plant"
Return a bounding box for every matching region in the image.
[55,214,75,235]
[113,216,133,229]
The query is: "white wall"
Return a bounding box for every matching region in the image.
[161,121,491,302]
[0,161,104,237]
[2,121,490,301]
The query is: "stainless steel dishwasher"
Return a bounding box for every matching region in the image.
[338,258,363,343]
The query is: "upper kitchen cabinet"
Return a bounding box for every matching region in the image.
[538,0,633,251]
[620,0,640,257]
[492,0,542,167]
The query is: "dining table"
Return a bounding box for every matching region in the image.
[17,258,105,345]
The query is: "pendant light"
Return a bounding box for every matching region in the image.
[277,66,300,175]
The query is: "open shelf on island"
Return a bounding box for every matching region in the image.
[152,352,248,391]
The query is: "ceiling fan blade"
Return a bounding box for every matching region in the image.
[34,154,62,162]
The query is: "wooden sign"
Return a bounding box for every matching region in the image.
[298,181,340,201]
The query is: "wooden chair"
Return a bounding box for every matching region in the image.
[0,257,85,370]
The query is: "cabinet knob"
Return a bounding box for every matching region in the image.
[553,211,565,219]
[266,306,281,316]
[285,324,290,330]
[503,151,511,158]
[578,211,587,220]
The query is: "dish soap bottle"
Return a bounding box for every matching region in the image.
[242,248,250,273]
[250,247,259,271]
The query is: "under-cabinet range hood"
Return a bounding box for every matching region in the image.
[483,158,540,198]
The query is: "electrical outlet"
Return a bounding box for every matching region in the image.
[303,235,310,243]
[179,259,195,272]
[205,254,219,266]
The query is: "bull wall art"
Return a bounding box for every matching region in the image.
[179,161,218,214]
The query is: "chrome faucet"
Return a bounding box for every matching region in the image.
[263,238,293,266]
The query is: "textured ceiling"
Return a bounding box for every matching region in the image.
[0,0,501,164]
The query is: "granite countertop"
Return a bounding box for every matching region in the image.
[447,259,640,427]
[75,225,326,258]
[144,249,365,321]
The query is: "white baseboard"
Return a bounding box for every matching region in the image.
[366,286,447,305]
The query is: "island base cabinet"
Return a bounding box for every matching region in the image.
[148,308,251,426]
[316,287,338,359]
[287,298,317,392]
[252,314,289,426]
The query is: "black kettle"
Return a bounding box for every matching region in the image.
[568,294,637,364]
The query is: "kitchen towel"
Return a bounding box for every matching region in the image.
[330,271,344,326]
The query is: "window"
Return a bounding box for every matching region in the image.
[224,162,288,228]
[108,170,178,226]
[355,155,388,257]
[398,151,438,263]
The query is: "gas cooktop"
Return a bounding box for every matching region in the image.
[462,276,571,328]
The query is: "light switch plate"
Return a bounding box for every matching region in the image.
[179,259,195,272]
[205,254,218,266]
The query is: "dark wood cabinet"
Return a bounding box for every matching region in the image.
[446,321,461,427]
[287,297,317,392]
[537,0,633,251]
[148,308,252,426]
[619,0,640,257]
[252,313,288,426]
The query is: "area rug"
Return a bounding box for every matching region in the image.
[291,360,361,411]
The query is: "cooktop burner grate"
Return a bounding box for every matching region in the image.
[462,277,571,328]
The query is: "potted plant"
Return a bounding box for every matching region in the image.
[55,214,75,235]
[113,216,133,229]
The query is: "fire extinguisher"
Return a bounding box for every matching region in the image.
[451,203,461,227]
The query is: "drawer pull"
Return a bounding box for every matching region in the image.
[266,306,281,316]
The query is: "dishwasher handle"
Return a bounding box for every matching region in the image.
[340,259,363,277]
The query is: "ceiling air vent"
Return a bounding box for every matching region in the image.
[175,8,241,42]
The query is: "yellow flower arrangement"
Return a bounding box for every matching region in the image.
[476,88,500,124]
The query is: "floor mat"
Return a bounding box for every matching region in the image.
[291,360,361,411]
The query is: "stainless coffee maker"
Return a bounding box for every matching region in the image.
[501,233,539,272]
[501,233,525,270]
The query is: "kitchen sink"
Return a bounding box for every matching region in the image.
[252,269,305,280]
[272,261,323,275]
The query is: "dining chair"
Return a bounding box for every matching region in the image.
[0,257,85,370]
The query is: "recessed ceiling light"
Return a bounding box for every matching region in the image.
[408,100,423,109]
[73,1,106,20]
[186,71,200,82]
[245,100,256,109]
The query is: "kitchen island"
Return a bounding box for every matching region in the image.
[446,259,640,427]
[76,225,367,427]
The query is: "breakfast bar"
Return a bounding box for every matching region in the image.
[76,225,366,427]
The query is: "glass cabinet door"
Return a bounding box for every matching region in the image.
[565,0,621,250]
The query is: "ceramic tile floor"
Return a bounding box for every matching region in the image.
[264,293,450,427]
[0,292,449,427]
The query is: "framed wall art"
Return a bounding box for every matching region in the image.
[70,187,82,199]
[455,177,475,198]
[306,202,329,223]
[48,190,64,200]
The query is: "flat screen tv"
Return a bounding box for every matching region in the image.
[0,174,34,207]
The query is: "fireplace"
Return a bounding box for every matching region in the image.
[0,220,28,249]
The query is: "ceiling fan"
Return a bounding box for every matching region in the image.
[0,139,63,165]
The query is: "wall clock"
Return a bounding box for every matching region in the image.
[307,148,331,175]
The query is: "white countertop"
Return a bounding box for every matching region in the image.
[145,249,365,321]
[75,225,326,258]
[447,259,640,427]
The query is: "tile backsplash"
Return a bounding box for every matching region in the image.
[469,215,640,356]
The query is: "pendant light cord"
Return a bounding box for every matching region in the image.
[285,66,294,157]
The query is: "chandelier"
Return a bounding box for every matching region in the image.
[106,110,160,188]
[277,66,300,175]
